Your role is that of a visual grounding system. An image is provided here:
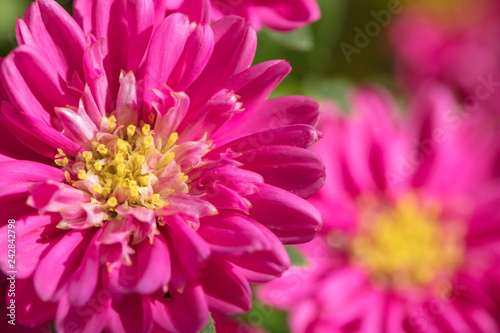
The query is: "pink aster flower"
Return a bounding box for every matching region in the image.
[0,0,324,332]
[259,86,500,332]
[391,0,500,112]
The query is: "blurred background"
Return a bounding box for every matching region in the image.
[1,0,498,332]
[0,0,406,107]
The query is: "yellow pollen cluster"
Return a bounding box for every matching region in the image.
[57,115,185,211]
[351,195,464,289]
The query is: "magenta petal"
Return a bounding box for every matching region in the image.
[187,16,256,108]
[55,288,110,333]
[198,212,275,255]
[34,229,94,301]
[67,230,101,307]
[27,181,91,214]
[199,258,252,315]
[167,21,214,91]
[219,95,320,141]
[115,71,140,126]
[0,57,6,101]
[198,166,263,196]
[247,183,322,244]
[0,160,64,186]
[227,221,290,283]
[237,145,325,199]
[205,183,251,212]
[134,236,171,294]
[2,102,82,157]
[15,278,57,327]
[84,37,112,115]
[23,0,86,80]
[171,0,210,25]
[1,45,77,116]
[0,119,50,162]
[163,215,211,276]
[106,294,152,333]
[0,214,63,279]
[123,0,154,72]
[224,60,291,113]
[0,111,60,159]
[143,13,191,105]
[151,281,209,333]
[55,106,98,148]
[209,124,321,157]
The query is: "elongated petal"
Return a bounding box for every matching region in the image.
[247,183,322,243]
[34,229,94,301]
[199,258,252,314]
[55,287,110,333]
[143,14,191,105]
[151,281,209,333]
[187,16,256,109]
[237,145,325,199]
[23,0,86,80]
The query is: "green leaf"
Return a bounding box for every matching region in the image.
[285,245,308,267]
[199,315,216,333]
[263,26,314,52]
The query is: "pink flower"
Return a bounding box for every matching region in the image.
[0,0,324,332]
[259,86,500,332]
[147,0,320,31]
[391,0,500,112]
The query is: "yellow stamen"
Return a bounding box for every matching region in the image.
[127,124,136,138]
[78,170,87,180]
[142,124,151,136]
[108,115,117,132]
[166,132,178,149]
[107,197,118,207]
[93,184,103,194]
[97,144,108,155]
[351,195,464,289]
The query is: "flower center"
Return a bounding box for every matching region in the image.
[56,115,189,214]
[351,195,464,289]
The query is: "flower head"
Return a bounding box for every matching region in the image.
[0,1,324,332]
[259,86,500,332]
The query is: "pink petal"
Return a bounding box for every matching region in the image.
[106,294,152,333]
[23,0,86,80]
[167,21,214,91]
[2,102,82,157]
[0,160,64,186]
[151,281,209,333]
[55,288,110,333]
[217,95,320,142]
[199,258,252,314]
[27,181,91,215]
[236,145,325,199]
[0,214,64,279]
[34,229,94,301]
[67,230,101,307]
[143,13,191,106]
[187,16,256,109]
[162,215,211,276]
[247,183,322,243]
[198,211,276,255]
[15,278,57,327]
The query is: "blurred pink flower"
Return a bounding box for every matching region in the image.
[146,0,321,31]
[391,0,500,112]
[0,0,324,332]
[259,86,500,332]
